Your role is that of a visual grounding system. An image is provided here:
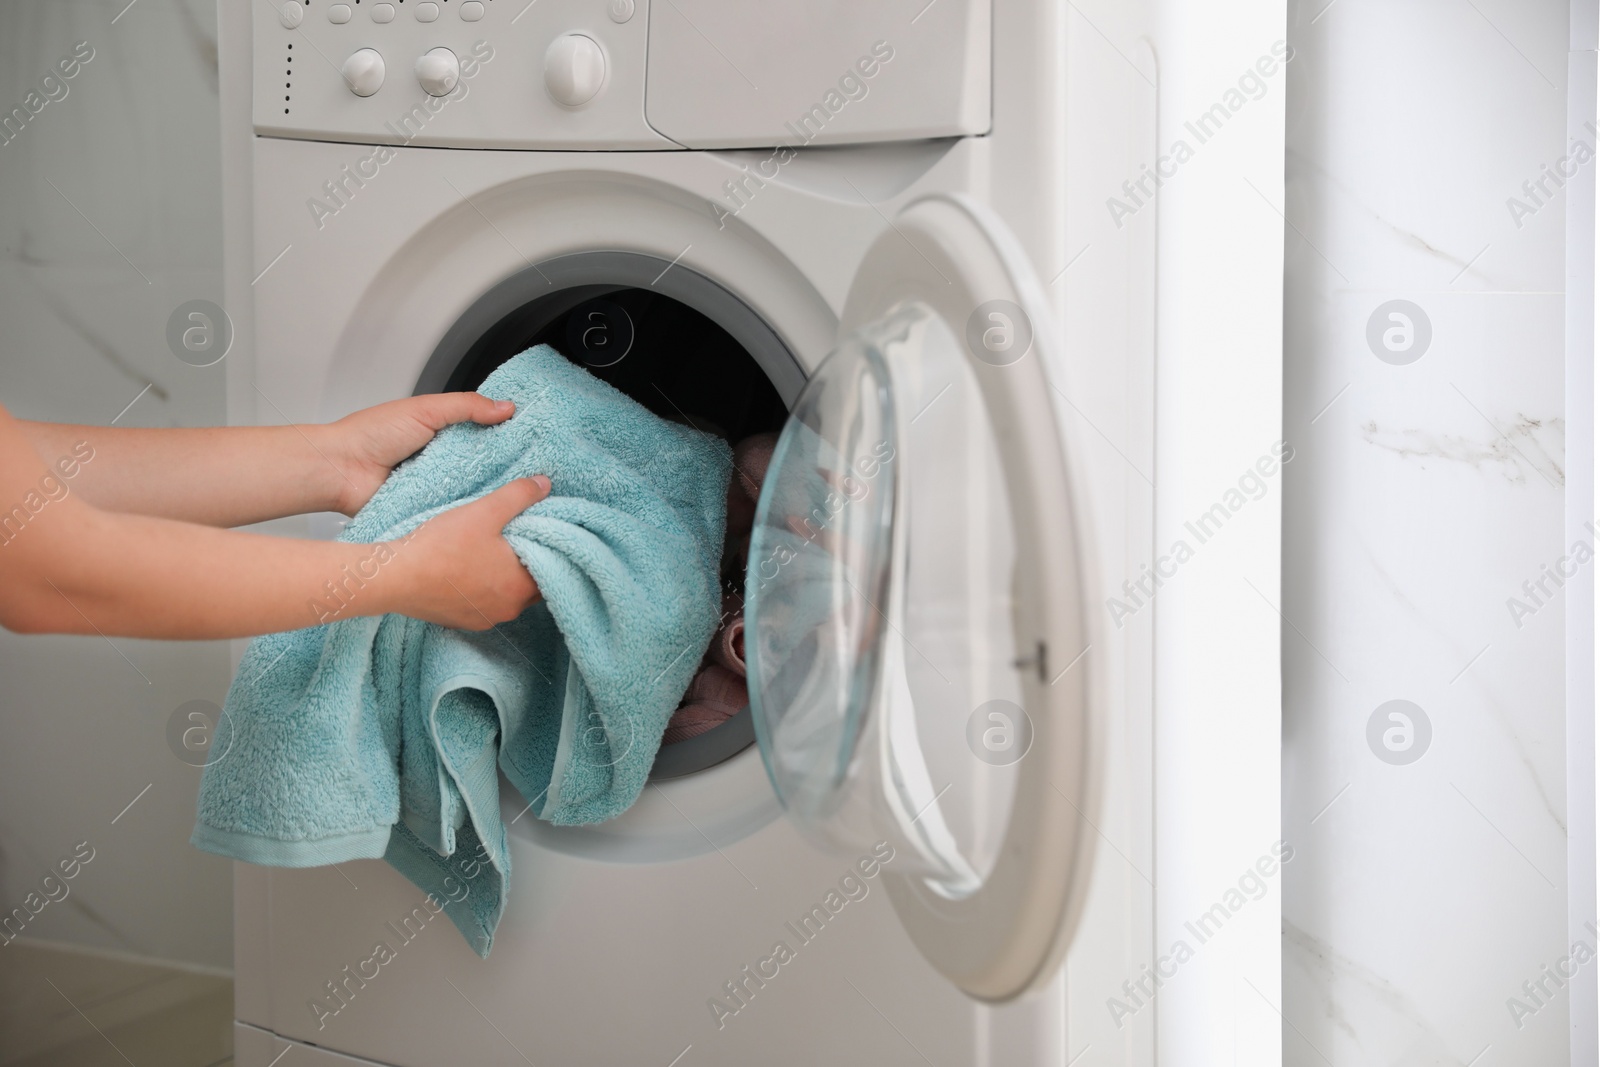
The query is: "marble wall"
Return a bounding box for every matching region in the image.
[1283,0,1574,1062]
[0,0,233,969]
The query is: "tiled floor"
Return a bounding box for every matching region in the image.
[0,940,232,1067]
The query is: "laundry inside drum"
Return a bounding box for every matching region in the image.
[440,285,791,778]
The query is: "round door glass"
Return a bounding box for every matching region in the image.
[746,322,896,821]
[748,303,1025,900]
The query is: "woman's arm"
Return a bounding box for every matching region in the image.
[0,404,547,639]
[16,392,516,527]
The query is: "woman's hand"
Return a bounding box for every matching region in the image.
[386,477,551,630]
[15,391,519,528]
[0,403,551,639]
[320,393,517,517]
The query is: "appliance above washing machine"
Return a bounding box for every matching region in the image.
[254,0,991,150]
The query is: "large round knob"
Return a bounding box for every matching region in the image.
[415,47,460,97]
[544,34,605,107]
[341,48,385,97]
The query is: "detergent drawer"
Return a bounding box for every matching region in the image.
[644,0,991,148]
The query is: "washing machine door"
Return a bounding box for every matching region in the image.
[746,194,1095,1001]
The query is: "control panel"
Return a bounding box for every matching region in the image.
[254,0,990,150]
[254,0,672,149]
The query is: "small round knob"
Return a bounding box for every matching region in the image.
[341,48,385,97]
[415,47,460,97]
[279,1,305,28]
[544,34,606,107]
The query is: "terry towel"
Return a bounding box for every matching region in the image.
[191,345,731,956]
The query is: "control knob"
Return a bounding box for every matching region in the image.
[415,47,460,97]
[341,48,385,97]
[544,34,605,107]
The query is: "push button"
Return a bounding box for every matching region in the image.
[460,1,485,20]
[370,3,395,23]
[279,1,304,28]
[415,2,439,22]
[328,3,352,22]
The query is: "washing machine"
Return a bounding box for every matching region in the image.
[217,0,1159,1064]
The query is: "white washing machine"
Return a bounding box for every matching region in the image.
[217,1,1160,1064]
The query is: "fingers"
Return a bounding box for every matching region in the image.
[414,391,516,430]
[467,394,517,426]
[475,476,552,528]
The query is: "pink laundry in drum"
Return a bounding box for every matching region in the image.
[662,432,775,745]
[712,614,745,678]
[660,663,748,745]
[733,433,776,505]
[721,432,777,577]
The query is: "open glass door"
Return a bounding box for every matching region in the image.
[747,194,1097,1001]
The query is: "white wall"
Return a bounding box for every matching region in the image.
[1150,1,1288,1064]
[1283,0,1572,1062]
[0,0,233,970]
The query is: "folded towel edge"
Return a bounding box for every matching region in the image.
[189,823,393,868]
[385,824,503,959]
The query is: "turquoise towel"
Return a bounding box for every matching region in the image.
[191,346,730,956]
